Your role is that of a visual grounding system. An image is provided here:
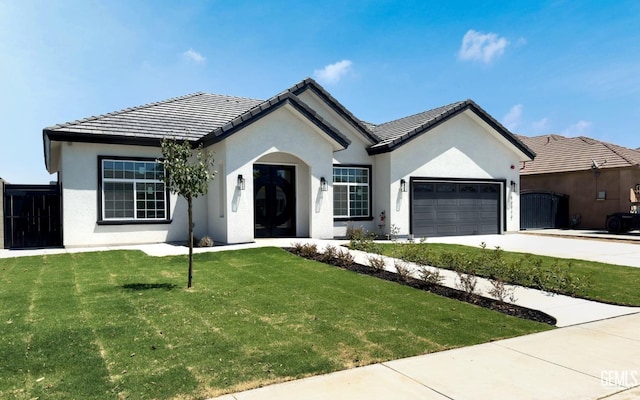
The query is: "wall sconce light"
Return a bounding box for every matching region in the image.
[237,174,245,190]
[400,179,407,192]
[320,177,328,191]
[510,180,517,191]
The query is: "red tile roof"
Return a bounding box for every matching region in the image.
[519,134,640,175]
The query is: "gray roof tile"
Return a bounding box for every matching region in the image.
[45,92,263,142]
[368,99,534,158]
[43,79,533,161]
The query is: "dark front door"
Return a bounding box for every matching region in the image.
[254,164,296,238]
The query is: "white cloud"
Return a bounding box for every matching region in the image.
[458,29,509,64]
[531,117,550,133]
[562,120,593,137]
[313,60,352,85]
[183,49,206,63]
[502,104,523,131]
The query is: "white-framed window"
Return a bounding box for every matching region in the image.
[99,158,168,222]
[333,166,371,219]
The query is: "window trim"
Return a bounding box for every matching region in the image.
[332,164,373,221]
[97,156,172,225]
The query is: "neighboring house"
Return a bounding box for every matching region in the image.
[519,134,640,229]
[43,78,534,247]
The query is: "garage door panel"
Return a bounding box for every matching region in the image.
[412,181,500,238]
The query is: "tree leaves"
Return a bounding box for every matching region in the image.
[158,138,216,200]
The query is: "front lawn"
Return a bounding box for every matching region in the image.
[0,248,549,399]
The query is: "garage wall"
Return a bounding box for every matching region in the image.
[385,112,522,236]
[521,167,640,229]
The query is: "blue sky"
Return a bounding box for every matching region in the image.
[1,0,639,183]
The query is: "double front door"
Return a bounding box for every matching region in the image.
[254,164,295,238]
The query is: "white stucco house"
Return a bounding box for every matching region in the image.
[43,78,535,247]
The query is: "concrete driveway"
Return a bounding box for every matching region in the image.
[423,231,640,268]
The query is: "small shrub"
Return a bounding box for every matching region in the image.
[488,278,517,303]
[318,245,338,263]
[347,226,378,252]
[291,242,319,258]
[394,259,412,282]
[367,255,387,271]
[198,236,214,247]
[419,267,443,285]
[455,270,478,298]
[396,243,429,266]
[389,224,400,242]
[334,248,355,267]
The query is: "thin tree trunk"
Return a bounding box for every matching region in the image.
[188,195,193,288]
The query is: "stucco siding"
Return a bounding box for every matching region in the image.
[386,113,522,236]
[59,142,191,247]
[521,167,640,229]
[223,105,336,243]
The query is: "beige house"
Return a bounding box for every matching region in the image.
[519,134,640,229]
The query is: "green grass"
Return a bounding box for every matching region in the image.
[0,247,550,399]
[374,242,640,306]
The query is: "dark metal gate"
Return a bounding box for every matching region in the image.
[520,191,569,230]
[3,184,62,249]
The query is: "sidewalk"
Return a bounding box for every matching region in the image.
[213,313,640,400]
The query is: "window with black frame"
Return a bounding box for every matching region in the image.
[333,166,371,219]
[100,158,168,222]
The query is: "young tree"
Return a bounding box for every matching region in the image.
[159,138,216,288]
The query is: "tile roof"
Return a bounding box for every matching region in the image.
[43,78,534,162]
[45,92,264,143]
[518,134,640,175]
[44,79,353,150]
[370,101,467,147]
[367,99,534,158]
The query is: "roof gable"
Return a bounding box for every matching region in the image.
[367,99,535,159]
[519,134,640,175]
[288,78,379,144]
[197,91,351,149]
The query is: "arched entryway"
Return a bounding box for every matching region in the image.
[253,152,310,238]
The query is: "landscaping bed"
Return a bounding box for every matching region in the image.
[287,245,557,325]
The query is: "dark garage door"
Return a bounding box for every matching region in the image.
[411,181,501,237]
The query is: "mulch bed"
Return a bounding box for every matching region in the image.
[287,248,557,325]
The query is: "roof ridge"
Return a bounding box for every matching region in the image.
[284,77,381,143]
[375,100,468,128]
[601,141,639,166]
[46,92,210,130]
